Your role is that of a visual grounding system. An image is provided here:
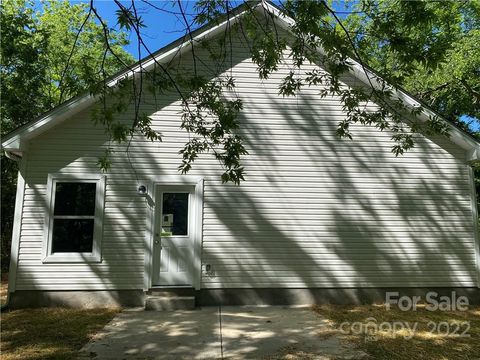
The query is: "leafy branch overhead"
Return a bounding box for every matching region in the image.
[40,1,480,183]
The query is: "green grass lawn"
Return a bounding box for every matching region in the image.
[313,304,480,360]
[1,307,120,360]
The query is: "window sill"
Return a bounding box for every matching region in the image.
[42,253,102,264]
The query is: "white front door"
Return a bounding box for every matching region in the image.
[153,185,195,286]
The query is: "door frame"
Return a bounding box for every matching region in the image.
[144,176,204,290]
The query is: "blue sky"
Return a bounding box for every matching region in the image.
[76,1,196,57]
[75,1,356,59]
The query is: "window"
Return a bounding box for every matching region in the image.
[161,192,189,236]
[52,183,96,253]
[43,175,105,263]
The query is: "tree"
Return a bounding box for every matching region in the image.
[0,0,133,270]
[343,0,480,130]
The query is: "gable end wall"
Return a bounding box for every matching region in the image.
[11,37,479,293]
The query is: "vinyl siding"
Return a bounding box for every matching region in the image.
[13,36,478,290]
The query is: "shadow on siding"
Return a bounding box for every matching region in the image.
[11,21,478,307]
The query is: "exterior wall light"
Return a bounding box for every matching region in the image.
[137,185,147,196]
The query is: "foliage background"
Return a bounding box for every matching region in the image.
[0,0,133,271]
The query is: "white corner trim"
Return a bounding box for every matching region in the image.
[469,167,480,288]
[42,173,106,263]
[144,194,155,291]
[7,154,27,294]
[193,178,204,290]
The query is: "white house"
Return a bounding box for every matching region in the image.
[2,2,480,308]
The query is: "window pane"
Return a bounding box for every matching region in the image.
[54,182,96,216]
[51,219,94,253]
[161,193,188,236]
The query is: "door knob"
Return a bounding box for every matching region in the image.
[154,240,160,244]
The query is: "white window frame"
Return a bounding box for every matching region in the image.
[42,174,105,263]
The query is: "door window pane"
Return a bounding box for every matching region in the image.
[162,193,188,236]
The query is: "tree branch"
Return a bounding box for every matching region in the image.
[58,5,93,104]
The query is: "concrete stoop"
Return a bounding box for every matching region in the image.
[145,287,195,311]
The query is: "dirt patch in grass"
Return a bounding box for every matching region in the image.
[263,344,344,360]
[1,279,7,306]
[1,307,120,360]
[313,304,480,360]
[263,345,324,360]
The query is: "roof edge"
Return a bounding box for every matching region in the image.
[3,0,479,161]
[1,0,261,149]
[261,1,480,160]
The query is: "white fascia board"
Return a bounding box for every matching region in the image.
[263,1,480,160]
[2,94,96,150]
[125,6,250,76]
[107,3,255,87]
[261,1,294,27]
[4,0,478,159]
[2,3,256,152]
[349,62,480,159]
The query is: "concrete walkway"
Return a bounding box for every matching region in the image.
[78,306,367,359]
